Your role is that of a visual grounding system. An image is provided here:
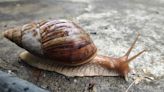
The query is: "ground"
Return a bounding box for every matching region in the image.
[0,0,164,92]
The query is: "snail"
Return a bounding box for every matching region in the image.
[3,19,146,80]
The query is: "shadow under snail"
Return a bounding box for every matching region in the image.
[3,19,146,80]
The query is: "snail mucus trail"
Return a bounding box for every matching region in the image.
[3,19,146,80]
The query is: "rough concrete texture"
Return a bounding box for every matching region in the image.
[0,0,164,92]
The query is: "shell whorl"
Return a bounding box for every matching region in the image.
[3,27,22,46]
[4,20,97,66]
[40,20,97,65]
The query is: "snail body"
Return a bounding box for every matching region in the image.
[4,19,145,79]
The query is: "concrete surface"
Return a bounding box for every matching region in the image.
[0,0,164,92]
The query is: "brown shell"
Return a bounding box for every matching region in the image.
[4,20,97,66]
[40,20,97,65]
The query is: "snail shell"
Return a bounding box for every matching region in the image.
[4,20,97,66]
[3,19,146,79]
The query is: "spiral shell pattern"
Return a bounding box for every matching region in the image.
[4,20,97,66]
